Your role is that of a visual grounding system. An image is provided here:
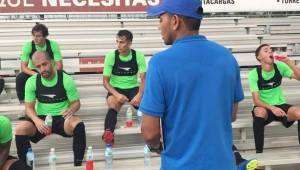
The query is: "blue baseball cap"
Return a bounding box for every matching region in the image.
[147,0,203,20]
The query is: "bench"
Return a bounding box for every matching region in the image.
[2,76,300,169]
[227,44,288,53]
[257,24,291,34]
[203,16,245,25]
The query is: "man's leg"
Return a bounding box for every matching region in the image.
[14,121,38,163]
[285,106,300,144]
[298,120,300,144]
[127,87,140,110]
[232,145,245,165]
[2,158,31,170]
[103,95,123,144]
[252,107,269,153]
[234,145,259,170]
[15,72,31,103]
[0,78,4,95]
[63,116,86,166]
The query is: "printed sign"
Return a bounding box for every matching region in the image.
[0,0,299,14]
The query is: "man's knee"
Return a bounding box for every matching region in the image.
[254,107,268,118]
[107,97,122,110]
[64,116,82,135]
[287,107,300,121]
[15,121,36,136]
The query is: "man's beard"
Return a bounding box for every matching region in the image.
[41,70,51,78]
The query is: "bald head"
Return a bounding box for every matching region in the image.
[32,51,52,62]
[32,51,55,79]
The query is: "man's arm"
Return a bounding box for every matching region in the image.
[25,101,49,134]
[52,41,63,70]
[251,91,286,117]
[141,114,161,152]
[20,61,36,75]
[130,73,146,107]
[138,73,146,96]
[232,103,239,122]
[103,76,128,103]
[283,58,300,81]
[55,60,63,70]
[0,141,11,169]
[61,99,81,119]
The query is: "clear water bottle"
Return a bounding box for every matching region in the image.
[105,144,113,170]
[144,145,151,168]
[48,148,56,170]
[86,146,94,170]
[137,110,143,126]
[44,114,53,135]
[126,107,133,127]
[26,147,35,169]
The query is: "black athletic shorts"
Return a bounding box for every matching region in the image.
[252,103,294,128]
[24,115,72,143]
[107,87,139,100]
[9,159,30,170]
[107,87,139,109]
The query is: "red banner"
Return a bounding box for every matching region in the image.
[0,0,161,14]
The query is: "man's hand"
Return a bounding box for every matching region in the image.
[33,118,49,135]
[130,93,142,107]
[276,55,290,63]
[270,106,286,117]
[115,93,129,104]
[62,108,74,120]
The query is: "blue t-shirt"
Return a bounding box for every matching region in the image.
[140,35,244,170]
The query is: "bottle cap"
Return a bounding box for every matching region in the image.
[106,144,112,147]
[50,148,55,152]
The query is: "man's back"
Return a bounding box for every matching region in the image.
[141,35,243,169]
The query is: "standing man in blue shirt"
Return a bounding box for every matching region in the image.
[140,0,244,169]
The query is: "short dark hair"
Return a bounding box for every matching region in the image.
[32,23,49,37]
[179,15,201,31]
[255,44,270,61]
[168,7,202,31]
[117,30,133,42]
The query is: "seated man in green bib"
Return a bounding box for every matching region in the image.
[248,44,300,153]
[14,51,86,166]
[0,115,30,170]
[102,30,146,145]
[16,23,63,104]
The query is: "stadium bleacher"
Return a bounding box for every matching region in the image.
[1,13,300,170]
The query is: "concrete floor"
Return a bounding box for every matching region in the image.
[272,164,300,170]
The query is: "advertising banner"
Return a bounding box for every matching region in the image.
[0,0,299,14]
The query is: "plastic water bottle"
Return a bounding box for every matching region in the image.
[105,144,113,170]
[48,148,56,170]
[45,114,53,135]
[86,146,94,170]
[125,107,133,127]
[144,145,151,168]
[26,147,35,169]
[137,110,143,126]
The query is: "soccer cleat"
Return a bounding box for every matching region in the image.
[238,159,259,170]
[102,130,114,145]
